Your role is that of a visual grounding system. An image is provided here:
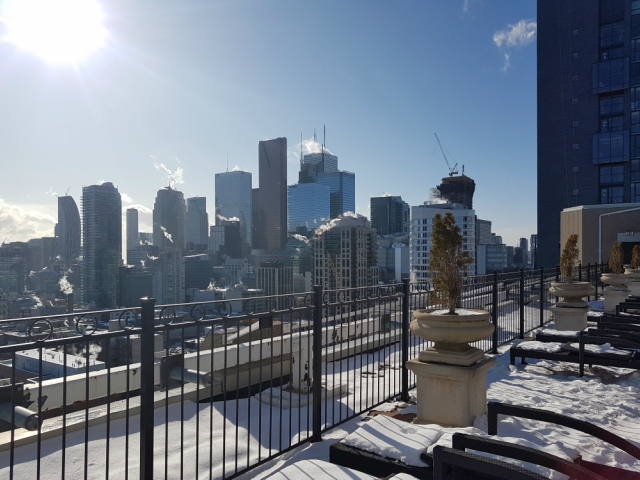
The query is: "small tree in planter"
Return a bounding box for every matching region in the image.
[559,234,580,282]
[609,241,624,274]
[601,241,630,311]
[632,245,640,269]
[428,212,472,314]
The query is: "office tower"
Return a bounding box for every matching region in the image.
[476,219,492,245]
[82,182,122,308]
[435,175,475,209]
[126,208,139,252]
[185,197,209,246]
[56,195,81,262]
[519,238,529,266]
[154,249,185,305]
[139,232,153,245]
[256,261,293,309]
[214,171,252,247]
[299,151,338,183]
[538,0,640,267]
[530,234,538,269]
[370,195,410,236]
[409,202,476,283]
[251,188,263,250]
[317,171,355,219]
[287,183,330,233]
[312,215,379,292]
[209,222,242,258]
[258,138,287,252]
[153,187,186,250]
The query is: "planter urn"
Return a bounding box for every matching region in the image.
[601,273,630,312]
[410,308,495,367]
[548,281,593,331]
[625,266,640,297]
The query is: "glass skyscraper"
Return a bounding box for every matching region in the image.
[215,170,252,248]
[287,183,330,233]
[370,195,409,236]
[153,187,186,250]
[257,138,287,252]
[186,196,209,246]
[56,195,81,262]
[82,182,122,308]
[318,170,356,219]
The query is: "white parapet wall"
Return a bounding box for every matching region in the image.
[22,315,391,413]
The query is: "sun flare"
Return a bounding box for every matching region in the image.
[1,0,107,65]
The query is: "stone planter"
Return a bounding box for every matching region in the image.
[411,308,494,367]
[601,273,630,312]
[625,266,640,297]
[408,308,495,427]
[548,281,593,331]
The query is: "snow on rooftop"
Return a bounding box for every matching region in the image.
[2,330,640,479]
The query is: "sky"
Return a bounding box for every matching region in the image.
[0,0,537,248]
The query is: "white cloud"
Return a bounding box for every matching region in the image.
[121,193,134,203]
[154,162,184,188]
[123,203,152,214]
[502,53,511,72]
[0,199,56,243]
[463,0,469,12]
[493,20,537,48]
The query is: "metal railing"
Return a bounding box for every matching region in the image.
[0,264,604,479]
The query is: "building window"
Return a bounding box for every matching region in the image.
[600,164,624,184]
[633,0,640,15]
[593,130,630,163]
[633,182,640,201]
[632,159,640,180]
[572,29,579,36]
[600,115,624,132]
[572,143,580,150]
[593,58,629,93]
[600,22,624,47]
[572,74,579,82]
[572,189,580,196]
[571,166,579,173]
[572,52,579,59]
[572,120,579,127]
[601,186,624,203]
[572,97,579,105]
[600,93,624,114]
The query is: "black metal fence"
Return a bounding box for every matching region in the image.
[0,265,604,479]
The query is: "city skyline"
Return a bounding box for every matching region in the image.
[0,1,537,248]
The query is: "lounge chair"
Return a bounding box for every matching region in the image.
[509,333,640,376]
[432,433,605,479]
[487,402,640,479]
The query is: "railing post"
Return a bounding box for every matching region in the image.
[586,263,591,301]
[578,263,582,282]
[492,271,498,354]
[401,278,410,402]
[519,269,524,339]
[539,267,544,327]
[311,285,323,443]
[595,263,599,299]
[555,264,560,282]
[139,297,155,480]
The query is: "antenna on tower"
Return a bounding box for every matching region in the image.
[226,152,228,172]
[65,187,70,196]
[300,132,303,167]
[314,128,316,143]
[324,125,326,149]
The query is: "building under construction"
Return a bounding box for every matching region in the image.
[436,174,476,210]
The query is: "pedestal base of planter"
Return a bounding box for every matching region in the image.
[406,356,496,427]
[550,304,590,331]
[629,281,640,297]
[418,345,485,367]
[603,286,630,312]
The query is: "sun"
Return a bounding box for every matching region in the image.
[0,0,107,65]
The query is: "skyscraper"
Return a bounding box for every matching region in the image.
[318,170,356,219]
[56,195,81,262]
[82,182,122,308]
[214,170,252,247]
[435,175,475,209]
[370,195,410,236]
[153,187,186,250]
[126,208,139,252]
[258,138,287,252]
[312,214,379,294]
[185,197,209,246]
[538,0,640,267]
[287,183,330,233]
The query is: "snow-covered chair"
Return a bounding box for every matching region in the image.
[488,402,640,480]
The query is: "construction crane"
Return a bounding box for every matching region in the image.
[326,251,342,289]
[434,133,458,177]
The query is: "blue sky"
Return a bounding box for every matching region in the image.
[0,0,537,246]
